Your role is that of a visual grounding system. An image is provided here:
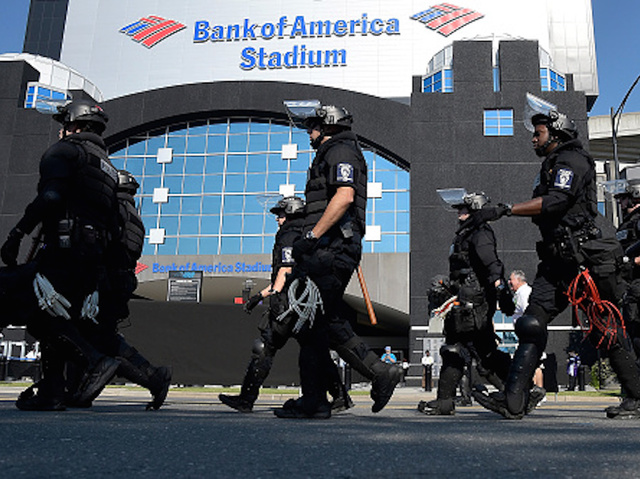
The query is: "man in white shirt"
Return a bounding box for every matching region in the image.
[509,270,532,322]
[421,350,434,391]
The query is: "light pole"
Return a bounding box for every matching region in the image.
[610,74,640,179]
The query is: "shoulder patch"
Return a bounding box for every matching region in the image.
[553,168,574,190]
[281,246,294,264]
[336,163,354,183]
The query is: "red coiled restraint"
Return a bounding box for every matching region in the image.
[566,268,625,349]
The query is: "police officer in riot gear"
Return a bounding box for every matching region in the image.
[274,102,401,418]
[64,170,172,409]
[219,196,352,413]
[614,180,640,360]
[474,98,640,419]
[418,191,513,415]
[1,99,121,410]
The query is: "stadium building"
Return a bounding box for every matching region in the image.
[2,0,628,387]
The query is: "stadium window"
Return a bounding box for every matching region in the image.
[484,109,514,136]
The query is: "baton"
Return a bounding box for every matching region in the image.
[356,265,377,325]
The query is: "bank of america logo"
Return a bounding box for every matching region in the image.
[135,262,149,275]
[411,4,484,37]
[120,15,186,48]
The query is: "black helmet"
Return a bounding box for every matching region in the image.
[53,100,108,134]
[615,179,640,200]
[302,104,353,131]
[531,110,577,141]
[453,192,489,211]
[117,170,140,195]
[270,196,305,217]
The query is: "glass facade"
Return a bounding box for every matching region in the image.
[24,82,69,112]
[483,109,514,136]
[422,69,453,93]
[540,67,566,92]
[108,118,410,256]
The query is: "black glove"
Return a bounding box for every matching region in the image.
[243,293,263,314]
[473,204,512,223]
[1,228,24,267]
[496,279,516,316]
[292,234,318,261]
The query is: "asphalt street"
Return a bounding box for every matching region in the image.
[0,385,638,478]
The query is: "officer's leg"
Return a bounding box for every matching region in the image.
[473,310,547,419]
[113,335,171,410]
[418,343,464,416]
[221,313,291,412]
[27,315,120,406]
[328,304,401,413]
[16,342,66,411]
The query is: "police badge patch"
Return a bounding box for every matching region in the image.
[554,168,574,189]
[282,246,293,264]
[336,163,354,183]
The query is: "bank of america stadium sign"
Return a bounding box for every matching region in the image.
[120,5,482,68]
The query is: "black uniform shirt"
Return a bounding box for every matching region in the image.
[531,139,596,240]
[271,216,303,283]
[451,217,504,289]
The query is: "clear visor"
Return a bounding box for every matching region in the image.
[283,100,321,129]
[436,188,468,210]
[35,98,71,116]
[523,92,557,132]
[599,179,628,197]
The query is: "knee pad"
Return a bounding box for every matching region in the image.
[440,343,467,367]
[514,314,547,351]
[252,338,265,356]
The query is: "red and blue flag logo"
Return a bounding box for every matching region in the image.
[411,4,484,37]
[120,15,187,48]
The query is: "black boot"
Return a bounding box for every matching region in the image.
[219,394,254,413]
[369,355,402,413]
[115,337,171,410]
[417,398,455,415]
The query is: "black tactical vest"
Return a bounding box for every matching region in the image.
[616,210,640,251]
[304,131,367,238]
[271,216,303,283]
[117,192,145,266]
[67,135,119,236]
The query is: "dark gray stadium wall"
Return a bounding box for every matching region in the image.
[0,61,61,251]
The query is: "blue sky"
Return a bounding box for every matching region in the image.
[0,0,638,117]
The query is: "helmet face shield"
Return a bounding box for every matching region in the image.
[437,188,468,210]
[283,100,352,130]
[284,100,322,129]
[523,92,557,133]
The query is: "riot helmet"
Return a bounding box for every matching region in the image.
[531,110,577,142]
[270,196,305,217]
[284,100,353,148]
[53,100,108,135]
[437,188,489,211]
[117,170,140,195]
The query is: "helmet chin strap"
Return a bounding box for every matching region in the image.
[311,134,324,149]
[535,135,558,157]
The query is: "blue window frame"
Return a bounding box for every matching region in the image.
[540,68,566,92]
[484,109,514,136]
[422,69,453,93]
